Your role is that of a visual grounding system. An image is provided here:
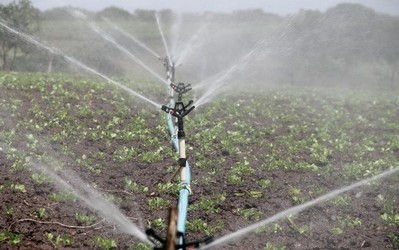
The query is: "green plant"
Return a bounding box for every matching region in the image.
[95,236,117,250]
[186,219,224,236]
[257,179,272,189]
[125,178,148,193]
[45,232,73,246]
[75,213,96,225]
[37,208,47,220]
[231,160,254,176]
[103,194,122,204]
[0,183,27,193]
[227,174,243,185]
[32,173,52,185]
[6,207,15,217]
[45,232,54,241]
[129,242,152,250]
[340,216,362,229]
[287,216,311,235]
[13,183,26,192]
[55,235,74,246]
[49,191,77,203]
[189,194,226,214]
[256,223,283,234]
[289,186,304,204]
[237,208,263,221]
[264,242,286,250]
[388,234,399,248]
[332,194,352,207]
[148,197,170,210]
[113,146,137,162]
[157,182,180,194]
[247,190,263,199]
[381,204,399,226]
[148,218,166,231]
[331,227,343,235]
[0,231,22,245]
[139,150,162,163]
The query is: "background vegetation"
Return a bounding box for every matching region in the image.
[0,1,398,90]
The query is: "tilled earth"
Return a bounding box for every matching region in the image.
[0,72,398,249]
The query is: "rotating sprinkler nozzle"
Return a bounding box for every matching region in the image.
[162,100,195,122]
[171,82,192,101]
[162,100,194,139]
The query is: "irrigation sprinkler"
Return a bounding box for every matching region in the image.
[145,49,213,249]
[150,17,214,247]
[146,99,213,249]
[162,100,195,168]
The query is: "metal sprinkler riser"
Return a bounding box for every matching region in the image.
[161,57,175,82]
[162,100,195,168]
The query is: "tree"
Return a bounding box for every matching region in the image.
[97,6,133,20]
[134,9,156,21]
[0,0,40,70]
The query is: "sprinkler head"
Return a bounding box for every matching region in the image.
[161,100,194,119]
[171,82,192,101]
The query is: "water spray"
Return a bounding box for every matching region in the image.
[0,18,161,109]
[155,12,172,67]
[103,17,161,59]
[68,10,169,86]
[201,166,399,249]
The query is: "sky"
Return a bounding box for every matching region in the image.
[0,0,398,16]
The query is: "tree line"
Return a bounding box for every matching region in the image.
[0,1,398,89]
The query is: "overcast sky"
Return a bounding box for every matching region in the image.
[1,0,398,16]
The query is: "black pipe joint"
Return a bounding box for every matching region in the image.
[146,228,213,250]
[161,101,195,120]
[178,158,186,167]
[177,130,185,139]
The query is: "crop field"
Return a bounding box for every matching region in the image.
[0,72,398,249]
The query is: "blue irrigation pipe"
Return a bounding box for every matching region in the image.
[166,85,191,249]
